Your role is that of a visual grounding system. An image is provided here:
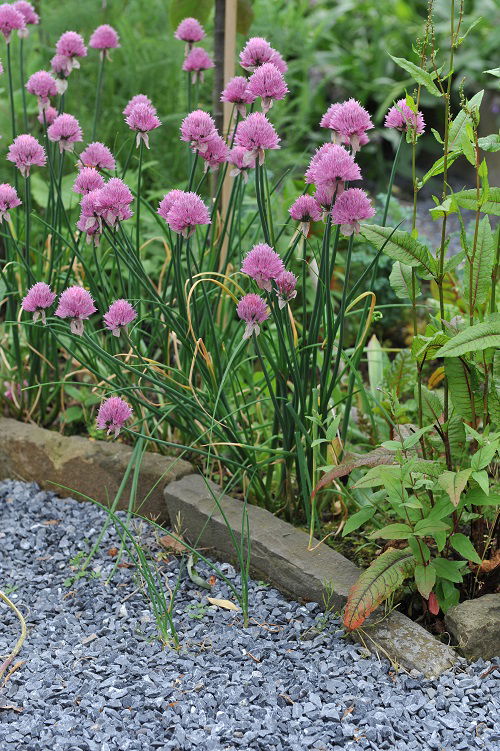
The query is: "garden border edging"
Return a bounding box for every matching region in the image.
[0,417,459,678]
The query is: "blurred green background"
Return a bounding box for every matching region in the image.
[0,0,497,195]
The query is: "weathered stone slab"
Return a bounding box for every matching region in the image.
[0,417,191,521]
[445,594,500,660]
[164,474,458,677]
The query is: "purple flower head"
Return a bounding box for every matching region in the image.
[320,103,341,129]
[241,243,285,292]
[236,294,269,339]
[0,4,25,42]
[228,146,255,182]
[385,98,425,136]
[0,182,21,222]
[77,188,103,241]
[96,396,133,437]
[239,37,287,73]
[38,106,58,126]
[125,102,161,148]
[26,71,58,111]
[275,271,297,309]
[123,94,154,117]
[21,281,56,324]
[73,167,105,195]
[325,99,374,152]
[78,141,116,171]
[247,62,288,113]
[166,192,210,238]
[157,189,187,220]
[313,185,334,210]
[13,2,38,29]
[289,195,322,236]
[99,178,134,226]
[47,113,83,153]
[180,110,217,153]
[182,47,214,83]
[331,187,375,236]
[174,17,205,45]
[56,31,87,61]
[235,112,280,166]
[200,134,229,172]
[89,24,120,57]
[7,134,46,177]
[305,143,361,195]
[55,285,97,335]
[220,76,255,117]
[50,54,71,92]
[103,299,137,337]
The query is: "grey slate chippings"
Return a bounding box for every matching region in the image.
[0,480,499,751]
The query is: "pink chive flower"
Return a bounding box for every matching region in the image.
[55,286,97,335]
[77,189,104,242]
[38,106,58,126]
[324,99,374,152]
[241,244,285,292]
[220,76,255,117]
[174,17,205,45]
[157,189,187,220]
[0,182,21,223]
[47,113,83,153]
[200,134,229,172]
[103,299,137,337]
[228,146,255,182]
[99,178,134,225]
[89,24,120,58]
[289,195,322,236]
[305,143,361,196]
[235,112,280,166]
[331,187,375,236]
[237,294,269,340]
[275,271,297,309]
[180,110,217,154]
[50,54,72,93]
[247,62,288,113]
[55,31,87,68]
[21,282,56,324]
[78,141,116,171]
[0,4,25,42]
[123,94,155,117]
[96,396,133,437]
[182,47,214,83]
[313,185,335,211]
[385,98,425,136]
[26,71,58,112]
[239,37,287,74]
[13,2,38,31]
[166,192,210,238]
[3,380,27,403]
[73,167,105,195]
[320,103,341,129]
[7,134,46,177]
[125,102,161,148]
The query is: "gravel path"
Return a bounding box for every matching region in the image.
[0,480,499,751]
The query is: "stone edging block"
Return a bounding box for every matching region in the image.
[0,417,192,521]
[164,474,459,678]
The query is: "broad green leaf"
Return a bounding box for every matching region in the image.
[453,187,500,216]
[471,470,489,495]
[436,320,500,357]
[471,442,498,471]
[432,557,464,583]
[448,91,484,150]
[403,425,432,449]
[478,134,500,153]
[419,152,461,188]
[389,55,441,96]
[353,464,398,489]
[369,523,413,540]
[438,469,472,507]
[360,225,435,277]
[466,216,494,311]
[484,67,500,77]
[450,533,482,564]
[464,487,500,507]
[414,563,436,599]
[408,536,431,562]
[343,548,416,630]
[412,332,450,363]
[387,350,415,396]
[448,416,466,463]
[414,518,450,536]
[445,358,480,421]
[418,385,443,422]
[342,507,376,537]
[389,261,420,299]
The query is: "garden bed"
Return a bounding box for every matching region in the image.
[1,479,499,751]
